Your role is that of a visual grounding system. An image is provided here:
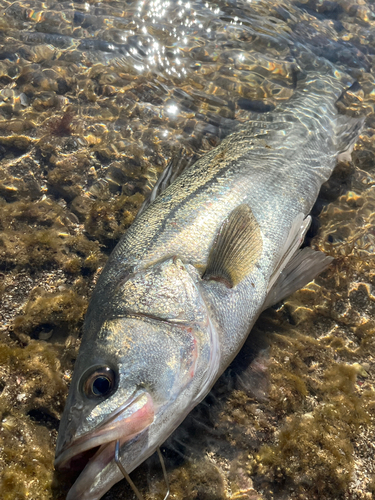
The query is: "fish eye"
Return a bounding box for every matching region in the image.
[82,367,116,398]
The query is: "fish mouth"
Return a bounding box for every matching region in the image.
[54,391,155,471]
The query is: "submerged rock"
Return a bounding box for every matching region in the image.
[0,0,374,499]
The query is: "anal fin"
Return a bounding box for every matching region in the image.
[263,246,333,310]
[203,204,263,288]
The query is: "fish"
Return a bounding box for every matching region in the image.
[54,61,364,499]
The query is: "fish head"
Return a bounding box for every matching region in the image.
[55,257,217,499]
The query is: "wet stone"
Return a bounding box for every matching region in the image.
[0,0,375,499]
[349,283,371,310]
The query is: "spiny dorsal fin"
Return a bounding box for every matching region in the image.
[203,204,263,288]
[135,150,197,219]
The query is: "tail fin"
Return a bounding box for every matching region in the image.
[278,45,367,157]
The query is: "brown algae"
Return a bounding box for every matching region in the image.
[0,341,66,500]
[0,0,375,499]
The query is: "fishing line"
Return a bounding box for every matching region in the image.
[157,447,170,500]
[115,440,144,500]
[114,441,170,500]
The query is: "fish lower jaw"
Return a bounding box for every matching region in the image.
[65,439,127,500]
[55,392,154,496]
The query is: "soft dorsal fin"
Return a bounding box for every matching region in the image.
[203,204,263,288]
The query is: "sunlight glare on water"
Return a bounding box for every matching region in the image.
[0,1,375,499]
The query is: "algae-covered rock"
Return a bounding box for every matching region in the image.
[0,341,67,500]
[0,197,105,272]
[13,288,87,344]
[84,192,145,246]
[0,0,375,499]
[250,362,370,497]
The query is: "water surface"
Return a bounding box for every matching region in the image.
[0,1,375,499]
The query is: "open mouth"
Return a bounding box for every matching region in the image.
[65,445,101,472]
[54,391,155,472]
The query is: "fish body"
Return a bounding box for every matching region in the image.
[55,72,363,499]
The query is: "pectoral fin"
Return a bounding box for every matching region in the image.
[262,247,333,310]
[203,204,263,288]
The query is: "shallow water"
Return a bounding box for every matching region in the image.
[0,0,375,499]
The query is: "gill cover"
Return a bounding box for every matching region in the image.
[55,257,219,469]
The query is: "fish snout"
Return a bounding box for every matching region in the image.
[54,391,155,471]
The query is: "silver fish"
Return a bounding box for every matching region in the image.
[54,71,363,499]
